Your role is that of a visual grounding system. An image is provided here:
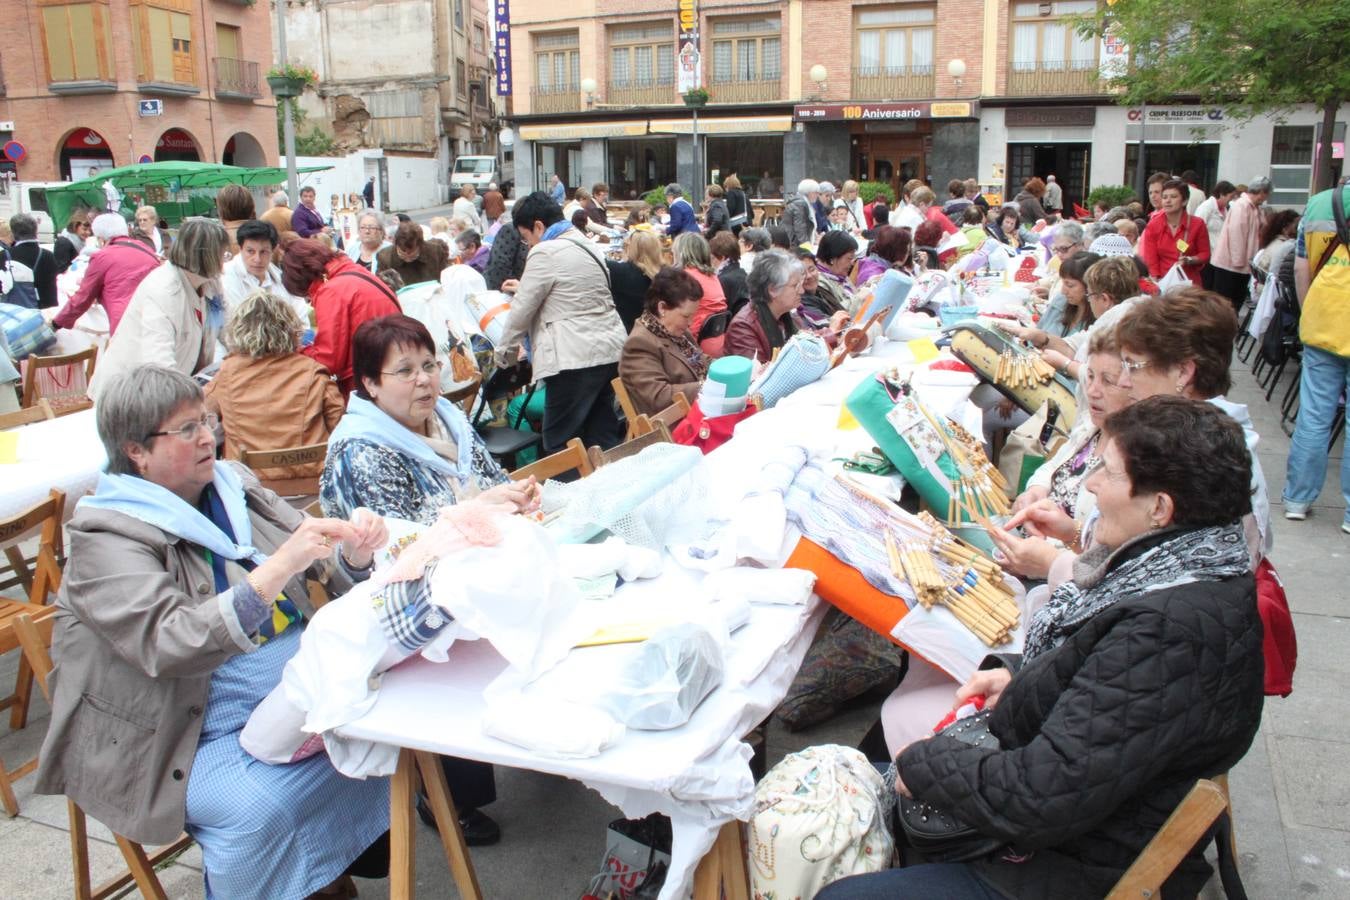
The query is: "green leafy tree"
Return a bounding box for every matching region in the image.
[276,102,338,157]
[1079,0,1348,192]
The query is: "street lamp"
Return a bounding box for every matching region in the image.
[809,64,828,98]
[947,58,967,93]
[580,77,598,109]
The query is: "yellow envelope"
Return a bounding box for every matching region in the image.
[907,338,941,363]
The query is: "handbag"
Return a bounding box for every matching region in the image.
[0,302,58,360]
[896,710,1008,862]
[1155,262,1190,293]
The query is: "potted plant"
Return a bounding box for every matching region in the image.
[683,87,709,108]
[266,64,317,99]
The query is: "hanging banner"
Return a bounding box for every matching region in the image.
[493,0,513,97]
[676,0,700,94]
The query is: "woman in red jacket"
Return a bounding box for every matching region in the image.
[282,238,401,395]
[1137,178,1210,286]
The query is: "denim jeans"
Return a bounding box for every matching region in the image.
[1283,344,1350,523]
[815,864,1005,900]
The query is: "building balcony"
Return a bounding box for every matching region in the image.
[530,85,582,114]
[1007,60,1102,97]
[48,79,118,95]
[708,78,780,104]
[851,66,935,100]
[138,80,201,97]
[606,78,678,107]
[214,57,261,100]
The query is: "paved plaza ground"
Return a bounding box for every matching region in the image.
[1,357,1346,899]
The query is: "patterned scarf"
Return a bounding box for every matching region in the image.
[1023,522,1250,661]
[638,312,709,380]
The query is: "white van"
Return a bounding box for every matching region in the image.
[449,156,498,192]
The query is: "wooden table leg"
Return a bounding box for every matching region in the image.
[692,820,749,900]
[414,750,483,900]
[389,748,418,900]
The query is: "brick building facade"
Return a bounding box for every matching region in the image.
[0,0,278,183]
[503,0,1345,210]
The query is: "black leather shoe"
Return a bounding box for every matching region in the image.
[415,794,502,846]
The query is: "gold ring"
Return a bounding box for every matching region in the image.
[321,536,332,548]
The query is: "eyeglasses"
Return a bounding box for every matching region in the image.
[146,413,219,441]
[1120,357,1153,374]
[1052,244,1077,255]
[381,360,443,383]
[358,225,383,233]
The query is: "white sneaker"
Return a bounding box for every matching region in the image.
[1283,503,1309,521]
[1341,521,1350,535]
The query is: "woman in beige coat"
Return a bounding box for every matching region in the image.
[89,218,230,402]
[618,267,710,415]
[36,366,391,899]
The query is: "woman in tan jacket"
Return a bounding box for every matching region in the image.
[206,289,345,492]
[618,267,710,415]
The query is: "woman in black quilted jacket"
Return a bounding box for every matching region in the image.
[820,396,1264,900]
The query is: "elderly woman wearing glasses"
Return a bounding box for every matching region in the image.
[321,314,539,528]
[346,210,391,273]
[36,365,392,900]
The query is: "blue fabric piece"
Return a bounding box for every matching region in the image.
[328,394,478,481]
[187,626,390,899]
[542,220,574,242]
[80,464,266,567]
[198,484,299,643]
[371,562,450,653]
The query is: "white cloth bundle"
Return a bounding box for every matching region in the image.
[702,566,816,606]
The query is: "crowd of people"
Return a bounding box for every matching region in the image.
[1,160,1344,900]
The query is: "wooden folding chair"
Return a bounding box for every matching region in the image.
[238,442,328,498]
[21,346,97,412]
[1106,778,1237,900]
[586,419,673,469]
[10,614,194,897]
[0,487,65,638]
[509,438,594,482]
[442,374,483,416]
[0,399,55,430]
[611,377,642,440]
[646,392,691,434]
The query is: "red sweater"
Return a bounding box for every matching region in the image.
[1138,210,1210,286]
[302,256,401,394]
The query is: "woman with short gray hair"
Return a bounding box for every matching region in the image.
[346,210,389,273]
[738,227,771,274]
[723,248,809,360]
[89,218,231,401]
[39,364,392,899]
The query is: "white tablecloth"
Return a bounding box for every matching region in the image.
[0,408,104,523]
[336,334,972,899]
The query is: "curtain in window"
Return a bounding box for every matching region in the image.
[763,37,781,79]
[736,41,755,80]
[858,31,881,72]
[885,30,905,72]
[1012,23,1037,71]
[536,53,551,89]
[612,47,630,86]
[1042,22,1066,68]
[713,40,733,82]
[635,45,652,84]
[657,45,674,83]
[912,28,934,71]
[1068,28,1095,68]
[569,51,580,87]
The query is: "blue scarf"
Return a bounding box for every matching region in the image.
[80,462,267,567]
[328,393,478,479]
[542,220,574,242]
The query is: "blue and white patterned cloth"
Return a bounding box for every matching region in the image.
[186,626,390,899]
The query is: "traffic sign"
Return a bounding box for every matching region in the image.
[139,99,164,117]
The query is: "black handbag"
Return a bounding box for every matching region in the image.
[896,710,1009,863]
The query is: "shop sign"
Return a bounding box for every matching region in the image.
[493,0,512,97]
[1005,106,1096,127]
[794,101,976,122]
[676,0,700,93]
[1126,107,1224,124]
[65,128,110,150]
[156,129,197,153]
[1315,142,1346,160]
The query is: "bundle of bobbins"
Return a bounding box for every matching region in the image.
[837,475,1020,646]
[995,347,1057,388]
[910,401,1011,523]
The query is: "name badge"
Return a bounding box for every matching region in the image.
[1175,238,1189,253]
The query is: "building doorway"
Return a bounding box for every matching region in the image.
[1007,143,1090,215]
[1123,143,1219,193]
[852,134,927,202]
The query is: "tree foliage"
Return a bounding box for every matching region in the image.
[1079,0,1350,188]
[275,102,338,157]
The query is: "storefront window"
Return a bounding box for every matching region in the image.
[1123,143,1219,193]
[606,138,676,200]
[705,135,783,198]
[535,141,582,192]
